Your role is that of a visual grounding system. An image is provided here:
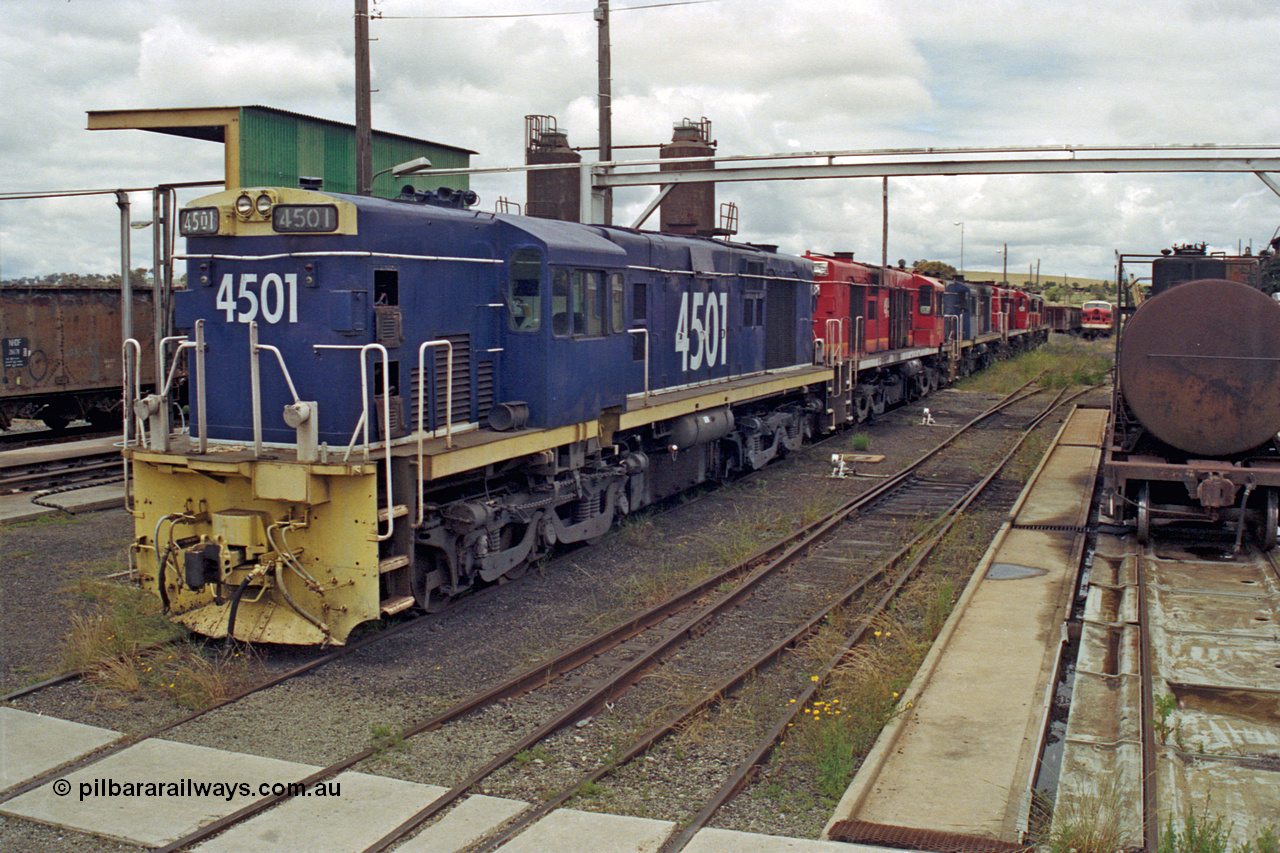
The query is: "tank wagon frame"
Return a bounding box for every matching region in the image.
[124,187,1046,644]
[1103,247,1280,548]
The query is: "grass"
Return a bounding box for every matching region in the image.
[59,571,258,709]
[1156,808,1280,853]
[955,337,1113,395]
[1037,773,1133,853]
[369,723,406,755]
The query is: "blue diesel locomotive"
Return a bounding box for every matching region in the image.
[128,186,825,643]
[126,185,1046,644]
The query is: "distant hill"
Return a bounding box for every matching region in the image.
[958,270,1113,304]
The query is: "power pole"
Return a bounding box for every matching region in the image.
[881,177,888,268]
[355,0,373,195]
[596,0,613,224]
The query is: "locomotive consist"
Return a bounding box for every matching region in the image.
[124,185,1046,644]
[1,284,156,430]
[1104,247,1280,547]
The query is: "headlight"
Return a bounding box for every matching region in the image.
[255,193,273,217]
[235,194,254,218]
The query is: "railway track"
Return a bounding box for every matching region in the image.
[58,383,1071,853]
[0,449,121,494]
[0,382,1090,853]
[1060,528,1280,849]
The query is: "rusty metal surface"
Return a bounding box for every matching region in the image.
[0,285,155,402]
[1057,532,1280,848]
[1117,278,1280,456]
[828,820,1030,853]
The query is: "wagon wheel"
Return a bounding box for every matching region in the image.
[1264,488,1278,551]
[1135,482,1151,545]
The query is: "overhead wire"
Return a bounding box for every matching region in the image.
[374,0,721,21]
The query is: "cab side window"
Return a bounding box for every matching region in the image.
[507,248,542,332]
[552,268,608,338]
[918,285,933,315]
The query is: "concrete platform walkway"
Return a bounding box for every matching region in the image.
[0,707,883,852]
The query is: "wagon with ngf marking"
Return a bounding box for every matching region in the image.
[1104,244,1280,548]
[0,283,156,430]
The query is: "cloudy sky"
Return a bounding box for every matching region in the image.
[2,0,1278,283]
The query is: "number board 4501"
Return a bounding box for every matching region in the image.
[675,292,729,372]
[215,273,299,324]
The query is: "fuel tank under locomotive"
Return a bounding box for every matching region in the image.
[1117,278,1280,457]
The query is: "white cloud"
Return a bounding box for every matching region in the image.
[2,0,1279,281]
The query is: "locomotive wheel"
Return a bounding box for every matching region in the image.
[1265,489,1278,551]
[87,408,119,430]
[501,562,528,582]
[1135,483,1151,545]
[412,561,452,612]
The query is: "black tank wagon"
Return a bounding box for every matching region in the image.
[1104,245,1280,547]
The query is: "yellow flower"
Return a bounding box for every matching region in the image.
[810,675,820,682]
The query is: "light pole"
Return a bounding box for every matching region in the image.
[954,221,964,274]
[998,243,1007,285]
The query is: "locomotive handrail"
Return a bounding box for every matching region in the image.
[121,337,144,515]
[942,314,961,361]
[194,321,207,455]
[155,334,196,453]
[176,249,504,262]
[122,338,144,450]
[822,318,848,365]
[312,342,396,542]
[249,322,305,458]
[628,328,650,405]
[415,339,454,528]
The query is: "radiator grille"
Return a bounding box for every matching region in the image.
[409,333,471,429]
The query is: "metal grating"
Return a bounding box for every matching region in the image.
[476,360,494,425]
[827,820,1031,853]
[1010,523,1091,533]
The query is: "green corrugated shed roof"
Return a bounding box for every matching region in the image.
[88,105,476,198]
